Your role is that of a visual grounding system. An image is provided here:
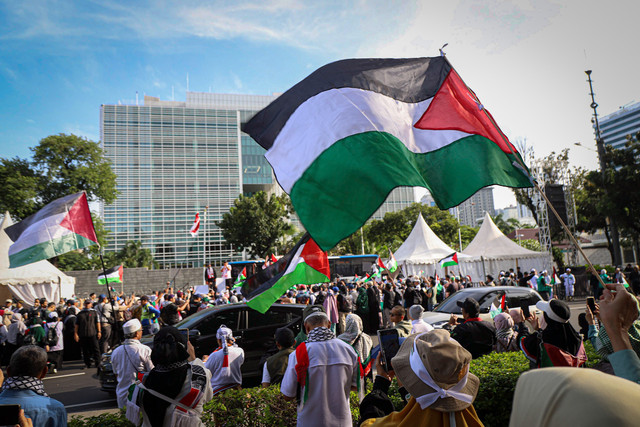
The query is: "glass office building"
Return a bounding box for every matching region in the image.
[101,92,416,267]
[599,101,640,150]
[101,93,277,268]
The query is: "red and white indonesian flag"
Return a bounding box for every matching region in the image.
[190,213,200,237]
[243,57,532,251]
[5,192,98,268]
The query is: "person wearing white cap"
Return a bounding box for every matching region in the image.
[110,318,154,408]
[560,268,576,301]
[45,311,64,373]
[204,325,245,395]
[280,310,359,426]
[408,305,434,334]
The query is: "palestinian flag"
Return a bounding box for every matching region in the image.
[98,265,123,285]
[242,57,532,251]
[241,233,329,313]
[232,267,247,289]
[5,192,98,268]
[439,252,459,268]
[376,256,386,271]
[387,250,398,272]
[270,254,278,263]
[190,213,200,237]
[361,273,371,283]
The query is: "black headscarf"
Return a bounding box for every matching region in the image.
[542,312,583,356]
[143,327,190,426]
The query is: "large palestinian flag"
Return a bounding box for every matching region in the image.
[243,57,532,250]
[241,233,329,313]
[5,192,98,268]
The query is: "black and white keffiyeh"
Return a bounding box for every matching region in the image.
[307,326,335,342]
[1,376,48,396]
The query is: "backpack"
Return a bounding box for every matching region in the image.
[47,322,59,347]
[356,289,369,315]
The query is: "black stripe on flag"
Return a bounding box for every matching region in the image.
[4,192,85,242]
[242,57,451,150]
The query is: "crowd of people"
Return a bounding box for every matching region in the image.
[1,261,640,426]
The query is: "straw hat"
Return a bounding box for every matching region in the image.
[391,329,479,412]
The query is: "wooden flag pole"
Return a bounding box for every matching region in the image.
[441,55,606,288]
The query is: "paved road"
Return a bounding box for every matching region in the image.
[44,360,117,416]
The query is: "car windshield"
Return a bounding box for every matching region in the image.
[173,306,221,329]
[434,290,503,314]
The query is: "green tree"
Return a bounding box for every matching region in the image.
[32,134,118,207]
[216,192,294,258]
[0,157,40,219]
[116,240,157,269]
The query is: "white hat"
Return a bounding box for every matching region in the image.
[123,318,142,334]
[48,311,58,320]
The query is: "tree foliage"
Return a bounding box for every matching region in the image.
[216,192,294,258]
[0,134,118,220]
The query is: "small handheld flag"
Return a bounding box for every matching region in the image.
[387,250,398,272]
[5,192,98,268]
[376,257,386,271]
[232,267,247,289]
[270,254,278,263]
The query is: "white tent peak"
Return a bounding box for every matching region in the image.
[462,212,540,257]
[394,213,466,264]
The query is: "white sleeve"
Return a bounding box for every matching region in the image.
[261,363,271,384]
[280,351,298,398]
[351,351,359,388]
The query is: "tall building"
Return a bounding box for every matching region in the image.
[101,92,277,268]
[599,101,640,150]
[457,187,495,227]
[101,92,417,267]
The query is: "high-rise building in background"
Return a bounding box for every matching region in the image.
[457,187,495,227]
[101,92,416,267]
[599,101,640,150]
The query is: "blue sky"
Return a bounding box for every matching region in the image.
[1,0,638,208]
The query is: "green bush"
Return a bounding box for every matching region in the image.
[68,410,134,427]
[469,351,530,427]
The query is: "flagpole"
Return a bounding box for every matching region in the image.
[99,253,113,302]
[441,55,606,288]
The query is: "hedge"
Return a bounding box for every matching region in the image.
[69,344,605,427]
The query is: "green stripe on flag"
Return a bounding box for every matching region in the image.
[290,133,531,250]
[98,276,122,285]
[9,233,96,268]
[247,262,329,314]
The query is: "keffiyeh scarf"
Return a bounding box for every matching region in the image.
[307,326,335,342]
[1,376,48,396]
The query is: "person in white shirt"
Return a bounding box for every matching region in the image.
[560,268,576,301]
[408,304,434,334]
[221,261,232,288]
[281,311,359,427]
[529,269,539,290]
[204,325,244,395]
[110,319,154,408]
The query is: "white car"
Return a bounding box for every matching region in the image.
[422,286,543,329]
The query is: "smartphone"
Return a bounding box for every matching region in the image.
[520,298,531,319]
[178,327,190,338]
[377,328,401,371]
[587,297,596,314]
[0,404,21,425]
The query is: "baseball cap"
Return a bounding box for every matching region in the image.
[456,297,480,317]
[302,305,326,321]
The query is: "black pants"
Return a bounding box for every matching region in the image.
[47,350,63,370]
[99,323,112,354]
[79,336,100,368]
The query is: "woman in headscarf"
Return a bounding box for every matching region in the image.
[3,312,26,365]
[493,312,518,352]
[127,326,213,426]
[338,313,373,401]
[518,299,586,368]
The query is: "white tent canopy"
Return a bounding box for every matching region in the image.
[0,211,75,306]
[460,212,552,281]
[394,213,471,277]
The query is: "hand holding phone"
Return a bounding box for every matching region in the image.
[0,404,21,425]
[520,298,531,319]
[377,328,400,371]
[587,297,597,315]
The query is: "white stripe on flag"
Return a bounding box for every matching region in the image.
[8,212,72,255]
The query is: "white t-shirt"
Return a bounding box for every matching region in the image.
[221,265,231,280]
[410,319,434,334]
[261,363,271,384]
[111,339,154,408]
[281,339,358,427]
[204,345,244,392]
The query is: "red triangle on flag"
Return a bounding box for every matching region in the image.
[271,254,278,263]
[59,193,98,243]
[299,239,330,278]
[414,69,517,155]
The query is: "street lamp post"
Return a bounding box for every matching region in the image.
[585,70,623,266]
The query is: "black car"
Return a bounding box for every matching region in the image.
[99,302,305,391]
